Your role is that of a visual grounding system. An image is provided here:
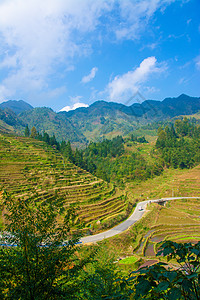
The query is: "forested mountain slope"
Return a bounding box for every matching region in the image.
[0,100,33,115]
[0,107,25,134]
[19,107,88,147]
[0,94,199,146]
[61,94,200,142]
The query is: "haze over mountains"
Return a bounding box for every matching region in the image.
[0,94,200,146]
[0,100,33,115]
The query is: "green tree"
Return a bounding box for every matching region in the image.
[156,128,166,149]
[0,191,127,299]
[131,240,200,299]
[43,131,50,144]
[0,191,83,299]
[64,141,74,162]
[24,125,30,137]
[30,126,37,138]
[76,247,127,299]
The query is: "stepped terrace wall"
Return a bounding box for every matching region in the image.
[0,134,132,232]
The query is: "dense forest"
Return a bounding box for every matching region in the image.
[26,127,163,185]
[156,118,200,168]
[25,117,200,186]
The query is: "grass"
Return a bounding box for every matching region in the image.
[99,162,200,271]
[119,255,138,264]
[126,164,200,200]
[0,133,132,232]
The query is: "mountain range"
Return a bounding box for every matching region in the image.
[0,94,199,146]
[0,99,33,115]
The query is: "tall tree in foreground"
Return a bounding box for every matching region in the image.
[0,191,127,299]
[0,191,84,299]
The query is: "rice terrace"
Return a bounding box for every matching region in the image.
[0,108,200,298]
[0,0,200,298]
[0,134,129,233]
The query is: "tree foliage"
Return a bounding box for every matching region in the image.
[30,126,38,139]
[0,192,127,299]
[128,134,148,143]
[27,128,163,185]
[155,118,200,169]
[26,119,200,186]
[24,124,30,137]
[129,240,200,299]
[0,191,84,299]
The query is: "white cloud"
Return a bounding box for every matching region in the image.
[179,77,189,85]
[179,61,191,69]
[59,95,89,112]
[0,0,112,99]
[69,95,83,104]
[145,86,160,94]
[115,0,176,40]
[195,56,200,70]
[81,67,98,83]
[0,0,178,101]
[107,57,166,101]
[60,102,89,112]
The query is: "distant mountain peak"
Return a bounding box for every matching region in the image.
[0,99,33,115]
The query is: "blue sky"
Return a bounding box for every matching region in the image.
[0,0,199,112]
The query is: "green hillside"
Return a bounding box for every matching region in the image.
[0,100,33,115]
[19,107,87,147]
[58,94,200,142]
[101,163,200,273]
[0,94,199,147]
[0,107,25,133]
[0,133,132,233]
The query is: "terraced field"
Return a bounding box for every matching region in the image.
[0,133,131,233]
[101,194,200,272]
[139,199,200,259]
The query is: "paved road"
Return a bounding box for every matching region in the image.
[81,197,200,244]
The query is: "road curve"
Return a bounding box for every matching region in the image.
[81,197,200,244]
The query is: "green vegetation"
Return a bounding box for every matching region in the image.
[131,240,200,299]
[0,191,127,299]
[1,191,200,299]
[0,191,80,299]
[1,95,199,147]
[0,107,25,132]
[119,255,138,264]
[56,94,200,143]
[20,107,87,147]
[0,101,200,298]
[26,127,163,186]
[156,118,200,168]
[102,195,200,278]
[0,100,33,115]
[50,117,199,186]
[0,133,131,233]
[65,136,163,185]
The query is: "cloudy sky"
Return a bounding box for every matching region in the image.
[0,0,199,111]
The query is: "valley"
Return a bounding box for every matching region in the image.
[0,97,200,298]
[1,0,200,296]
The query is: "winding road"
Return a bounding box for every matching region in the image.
[81,197,200,244]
